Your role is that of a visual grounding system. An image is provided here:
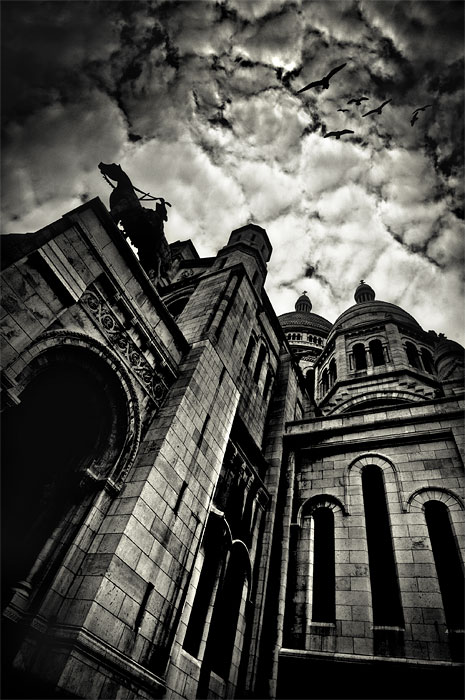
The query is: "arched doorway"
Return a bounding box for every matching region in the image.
[1,345,129,599]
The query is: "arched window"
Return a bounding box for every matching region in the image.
[243,335,256,367]
[405,341,421,369]
[312,508,335,623]
[253,345,267,383]
[424,501,464,631]
[321,368,329,394]
[166,296,189,320]
[369,339,385,367]
[362,466,403,627]
[329,358,337,385]
[421,348,434,373]
[353,343,367,370]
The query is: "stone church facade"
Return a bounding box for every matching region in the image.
[1,196,463,699]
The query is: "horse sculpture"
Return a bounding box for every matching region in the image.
[98,162,172,281]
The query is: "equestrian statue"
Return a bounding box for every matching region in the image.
[98,162,172,281]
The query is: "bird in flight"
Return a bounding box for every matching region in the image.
[410,104,432,127]
[337,108,349,113]
[413,104,432,114]
[296,63,347,93]
[324,129,354,139]
[347,97,369,106]
[362,99,392,117]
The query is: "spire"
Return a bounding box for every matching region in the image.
[295,291,312,313]
[354,280,375,304]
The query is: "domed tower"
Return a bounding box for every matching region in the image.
[314,281,441,415]
[278,292,332,376]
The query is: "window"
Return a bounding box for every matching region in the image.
[405,341,421,369]
[321,368,329,394]
[329,358,337,385]
[362,466,403,627]
[424,501,464,631]
[243,335,256,367]
[370,339,385,366]
[421,348,434,373]
[253,345,267,383]
[312,508,335,623]
[166,296,189,320]
[353,343,367,370]
[263,368,273,399]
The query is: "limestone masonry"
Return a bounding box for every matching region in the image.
[1,198,463,699]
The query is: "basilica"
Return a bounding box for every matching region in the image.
[1,192,464,699]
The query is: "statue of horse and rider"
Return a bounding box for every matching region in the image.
[98,162,172,281]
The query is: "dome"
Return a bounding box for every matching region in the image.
[295,292,312,313]
[354,280,375,304]
[329,300,422,336]
[279,311,332,334]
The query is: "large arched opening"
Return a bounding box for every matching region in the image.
[1,345,130,599]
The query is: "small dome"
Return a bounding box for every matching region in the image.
[295,292,312,313]
[354,280,375,304]
[330,300,421,337]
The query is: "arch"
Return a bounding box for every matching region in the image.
[166,295,190,319]
[328,389,428,415]
[1,334,140,599]
[298,494,347,525]
[407,487,464,513]
[369,338,385,367]
[405,341,421,369]
[7,331,140,487]
[346,453,405,515]
[361,465,404,627]
[421,348,434,374]
[353,343,367,370]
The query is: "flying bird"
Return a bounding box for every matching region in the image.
[296,63,347,93]
[347,97,369,105]
[337,108,349,112]
[413,104,432,114]
[324,129,354,139]
[362,99,392,117]
[410,104,432,127]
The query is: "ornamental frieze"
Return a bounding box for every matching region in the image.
[82,287,172,406]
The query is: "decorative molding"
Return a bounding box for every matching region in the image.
[82,286,173,408]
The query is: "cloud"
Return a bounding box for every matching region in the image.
[1,0,463,345]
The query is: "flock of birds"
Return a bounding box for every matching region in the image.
[295,62,432,140]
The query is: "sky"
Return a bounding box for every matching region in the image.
[2,0,464,343]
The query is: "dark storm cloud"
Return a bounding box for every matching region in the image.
[1,0,464,342]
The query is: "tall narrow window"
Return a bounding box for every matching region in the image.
[243,335,256,367]
[312,508,335,623]
[362,466,403,626]
[370,339,385,367]
[405,341,421,369]
[183,550,221,658]
[329,358,337,385]
[321,368,329,394]
[424,501,464,631]
[253,345,267,383]
[263,368,273,399]
[353,343,367,370]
